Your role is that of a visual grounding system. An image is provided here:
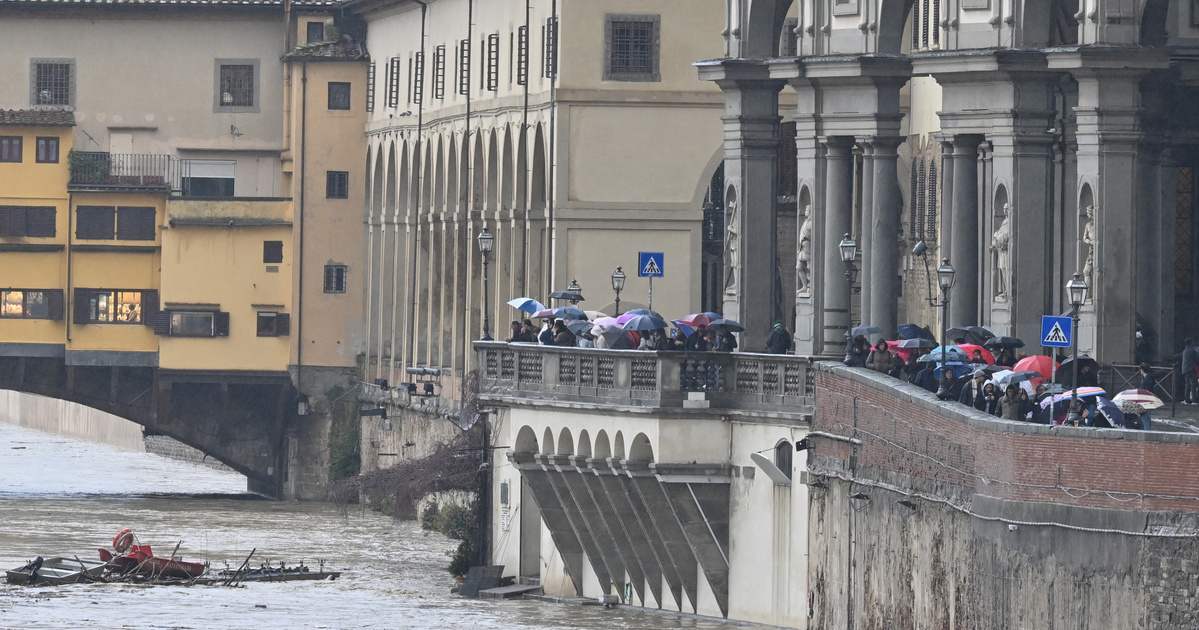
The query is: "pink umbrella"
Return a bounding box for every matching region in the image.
[679,313,715,327]
[592,317,618,327]
[532,308,555,319]
[616,312,638,324]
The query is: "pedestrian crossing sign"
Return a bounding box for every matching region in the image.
[639,252,664,277]
[1041,315,1072,348]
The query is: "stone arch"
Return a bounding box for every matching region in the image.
[434,137,446,212]
[577,429,591,457]
[744,0,796,58]
[515,426,539,453]
[629,433,654,462]
[594,430,611,460]
[446,135,459,216]
[556,427,574,456]
[473,132,486,212]
[879,0,917,54]
[613,431,626,459]
[1140,0,1169,46]
[530,125,547,212]
[541,427,554,455]
[487,130,500,212]
[502,127,515,211]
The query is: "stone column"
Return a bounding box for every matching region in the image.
[949,136,981,328]
[822,137,855,352]
[869,137,903,338]
[696,60,785,351]
[858,142,875,325]
[937,137,954,258]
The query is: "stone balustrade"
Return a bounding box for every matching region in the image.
[474,342,814,417]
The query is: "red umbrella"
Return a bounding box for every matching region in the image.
[679,313,716,327]
[955,343,995,365]
[886,340,916,361]
[1013,355,1058,387]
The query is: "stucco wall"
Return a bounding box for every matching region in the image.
[807,363,1199,629]
[0,389,145,451]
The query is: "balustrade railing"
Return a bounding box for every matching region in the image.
[69,151,178,190]
[475,342,814,415]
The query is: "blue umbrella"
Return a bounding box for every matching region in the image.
[671,320,696,337]
[1095,397,1125,428]
[918,346,971,363]
[622,314,669,332]
[553,306,587,320]
[507,297,548,315]
[897,338,937,350]
[625,308,663,319]
[897,323,931,340]
[934,362,970,379]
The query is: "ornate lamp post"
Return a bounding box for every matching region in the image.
[838,233,858,345]
[611,266,626,315]
[477,227,494,341]
[1065,272,1089,425]
[935,258,956,400]
[567,279,582,305]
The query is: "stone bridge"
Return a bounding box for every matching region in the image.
[0,354,295,498]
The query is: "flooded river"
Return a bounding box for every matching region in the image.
[0,421,744,630]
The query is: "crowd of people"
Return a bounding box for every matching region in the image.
[503,317,794,354]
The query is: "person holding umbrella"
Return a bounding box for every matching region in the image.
[552,320,575,346]
[845,335,870,367]
[714,325,737,352]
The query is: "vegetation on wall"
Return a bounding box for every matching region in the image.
[326,385,361,481]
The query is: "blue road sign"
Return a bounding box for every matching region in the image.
[1041,315,1073,348]
[639,252,664,277]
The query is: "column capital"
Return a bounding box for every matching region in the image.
[820,136,856,153]
[696,58,787,95]
[857,135,904,155]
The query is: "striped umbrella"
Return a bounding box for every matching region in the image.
[1040,386,1107,409]
[1112,389,1165,410]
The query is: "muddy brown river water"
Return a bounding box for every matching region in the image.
[0,421,747,630]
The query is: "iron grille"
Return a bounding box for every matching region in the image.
[908,152,919,239]
[544,17,558,79]
[35,62,71,106]
[607,19,657,79]
[916,158,927,238]
[487,33,500,91]
[927,159,938,241]
[413,52,424,105]
[458,39,472,96]
[387,57,400,108]
[516,26,529,86]
[219,65,254,107]
[434,46,446,100]
[366,62,376,112]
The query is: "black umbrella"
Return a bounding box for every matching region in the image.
[851,325,883,337]
[945,326,989,345]
[548,290,585,302]
[711,318,745,332]
[897,338,938,349]
[983,336,1025,349]
[897,323,931,340]
[565,319,594,338]
[625,308,662,319]
[622,314,669,332]
[967,326,995,340]
[1058,355,1099,372]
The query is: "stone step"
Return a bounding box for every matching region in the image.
[478,584,544,599]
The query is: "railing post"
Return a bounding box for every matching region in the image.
[543,349,560,388]
[615,352,632,390]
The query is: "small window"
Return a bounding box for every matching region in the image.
[307,21,325,43]
[324,264,347,293]
[544,17,558,79]
[170,311,215,337]
[775,441,793,480]
[256,311,291,337]
[486,33,500,91]
[84,290,143,324]
[116,206,156,241]
[0,137,21,163]
[32,60,73,107]
[181,159,236,197]
[76,206,116,240]
[36,137,58,163]
[604,14,660,82]
[0,290,60,319]
[263,240,284,264]
[326,171,349,199]
[215,60,259,112]
[328,82,351,110]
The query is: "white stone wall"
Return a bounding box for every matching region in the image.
[0,389,144,452]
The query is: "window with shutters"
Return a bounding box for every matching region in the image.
[167,310,231,337]
[326,171,349,199]
[76,206,116,240]
[412,52,424,105]
[328,82,351,110]
[486,33,500,91]
[544,17,558,79]
[926,160,938,241]
[916,158,927,238]
[774,440,793,480]
[604,14,660,82]
[387,57,401,108]
[911,0,941,50]
[31,59,74,108]
[256,311,291,337]
[0,206,55,238]
[366,62,376,112]
[324,264,347,293]
[434,46,446,100]
[517,26,529,86]
[214,60,259,113]
[1,290,63,320]
[459,39,472,95]
[0,136,21,163]
[116,207,156,241]
[36,137,59,163]
[78,290,145,324]
[263,240,284,264]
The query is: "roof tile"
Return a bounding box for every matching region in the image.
[0,109,76,127]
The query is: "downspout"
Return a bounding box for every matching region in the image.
[297,62,307,388]
[519,0,530,297]
[546,0,558,301]
[406,0,428,370]
[66,191,73,342]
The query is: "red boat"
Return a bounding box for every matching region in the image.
[99,529,206,579]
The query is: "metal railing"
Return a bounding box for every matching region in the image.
[475,341,814,415]
[68,151,178,190]
[1104,363,1177,418]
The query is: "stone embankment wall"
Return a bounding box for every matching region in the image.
[808,363,1199,630]
[143,435,237,473]
[0,390,145,451]
[359,398,467,475]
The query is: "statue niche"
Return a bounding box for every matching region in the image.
[796,203,813,298]
[990,203,1012,301]
[724,185,739,296]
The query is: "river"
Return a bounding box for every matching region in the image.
[0,421,746,630]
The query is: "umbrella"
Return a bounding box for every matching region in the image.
[625,308,662,318]
[967,326,995,340]
[679,312,716,327]
[1058,355,1099,372]
[1118,400,1146,416]
[896,338,938,350]
[507,297,548,315]
[565,319,595,337]
[851,325,883,337]
[622,314,669,332]
[1095,397,1125,428]
[616,312,639,324]
[548,290,585,302]
[983,336,1025,349]
[897,323,934,341]
[992,370,1043,388]
[532,308,556,319]
[711,318,745,332]
[553,306,587,320]
[945,326,989,345]
[933,362,971,379]
[610,330,638,349]
[592,316,619,327]
[584,310,610,320]
[1013,355,1058,386]
[671,320,697,337]
[955,343,995,365]
[918,346,971,363]
[1113,389,1164,410]
[593,324,628,344]
[1040,386,1107,408]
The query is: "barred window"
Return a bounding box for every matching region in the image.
[32,60,73,107]
[387,57,401,108]
[434,46,446,100]
[459,39,472,95]
[366,62,376,112]
[543,17,558,79]
[328,82,351,110]
[327,171,349,199]
[915,158,927,238]
[604,15,660,82]
[219,65,254,107]
[486,33,500,91]
[324,264,347,293]
[926,160,938,241]
[516,26,529,86]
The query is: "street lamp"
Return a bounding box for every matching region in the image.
[611,266,626,315]
[839,233,858,346]
[935,258,956,400]
[1065,271,1089,425]
[567,279,582,305]
[477,227,494,341]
